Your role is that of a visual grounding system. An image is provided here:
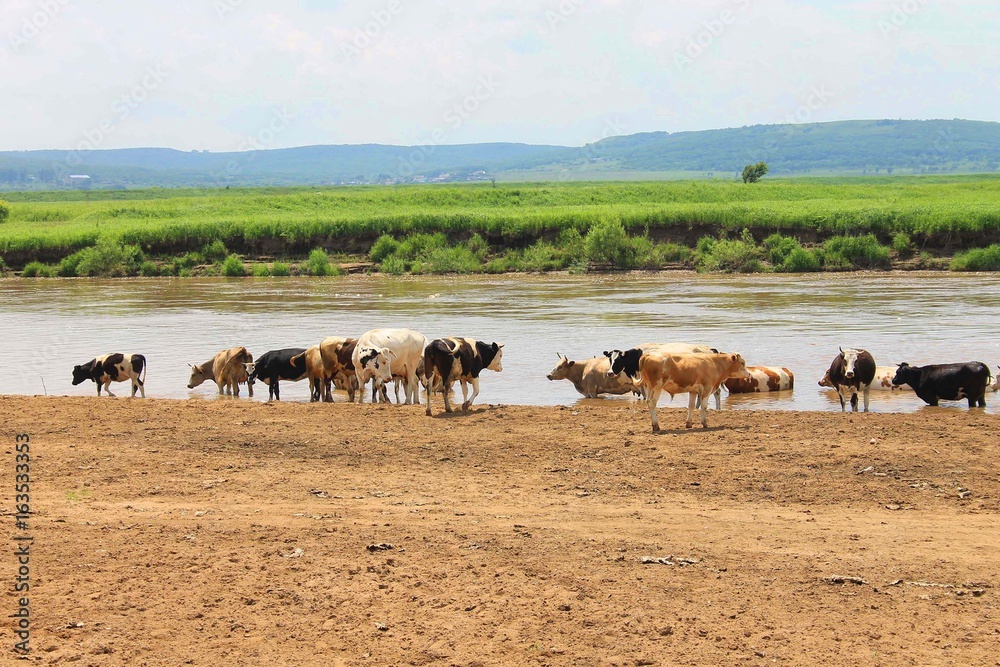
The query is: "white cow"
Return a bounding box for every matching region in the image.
[353,328,427,405]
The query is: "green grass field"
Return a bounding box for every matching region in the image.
[2,175,1000,275]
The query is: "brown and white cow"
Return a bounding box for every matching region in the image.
[187,346,254,397]
[319,337,359,402]
[724,366,794,393]
[826,347,877,412]
[423,337,503,416]
[605,342,722,408]
[635,352,749,431]
[72,353,147,397]
[547,354,635,398]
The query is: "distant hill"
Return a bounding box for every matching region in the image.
[1,119,998,189]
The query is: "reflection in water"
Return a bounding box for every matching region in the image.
[2,273,998,414]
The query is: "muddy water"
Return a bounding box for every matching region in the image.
[2,273,998,414]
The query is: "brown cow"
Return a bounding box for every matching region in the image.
[636,352,749,431]
[187,346,254,397]
[547,354,634,398]
[724,366,794,393]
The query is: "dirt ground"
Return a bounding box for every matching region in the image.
[2,395,999,666]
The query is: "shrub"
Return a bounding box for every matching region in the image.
[177,252,203,269]
[584,218,635,269]
[395,233,447,261]
[380,255,407,275]
[763,233,801,266]
[465,233,489,262]
[422,246,481,274]
[75,237,144,277]
[58,251,85,277]
[369,234,399,263]
[485,251,520,274]
[822,234,890,269]
[271,262,291,276]
[0,257,8,275]
[22,261,52,277]
[521,242,559,272]
[305,248,332,276]
[892,232,912,255]
[221,254,246,277]
[202,240,228,262]
[698,229,763,273]
[653,243,693,265]
[0,198,9,224]
[780,247,822,272]
[139,261,160,277]
[950,245,1000,271]
[252,263,271,277]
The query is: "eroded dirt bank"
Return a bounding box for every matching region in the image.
[2,396,999,666]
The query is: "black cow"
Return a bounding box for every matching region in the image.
[246,348,308,402]
[826,347,877,412]
[72,353,147,397]
[892,361,991,407]
[604,348,643,381]
[423,337,503,416]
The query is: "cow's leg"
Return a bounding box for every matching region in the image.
[131,378,138,398]
[463,377,480,412]
[443,381,456,413]
[233,380,240,397]
[686,392,698,429]
[355,372,366,403]
[408,371,420,406]
[247,380,254,398]
[425,373,435,416]
[104,380,116,397]
[699,391,710,428]
[862,386,870,413]
[269,377,279,402]
[713,387,721,410]
[648,386,662,433]
[850,391,859,412]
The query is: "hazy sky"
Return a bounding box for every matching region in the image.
[1,0,996,151]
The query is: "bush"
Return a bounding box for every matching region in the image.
[252,263,271,277]
[892,232,912,255]
[139,261,160,277]
[421,246,481,274]
[0,198,9,224]
[221,254,246,277]
[654,243,693,265]
[521,242,559,272]
[305,248,334,276]
[780,247,822,272]
[698,229,763,273]
[822,234,890,270]
[369,234,399,263]
[485,251,520,274]
[742,161,769,183]
[584,218,635,269]
[177,252,203,269]
[58,251,85,277]
[202,240,228,262]
[950,245,1000,271]
[763,233,801,266]
[465,233,489,262]
[395,233,448,261]
[380,255,407,275]
[271,262,291,276]
[75,237,144,277]
[22,261,52,277]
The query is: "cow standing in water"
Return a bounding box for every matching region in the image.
[892,361,991,407]
[826,347,877,412]
[187,346,254,397]
[72,353,147,397]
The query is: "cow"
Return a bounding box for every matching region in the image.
[605,342,722,409]
[72,353,147,398]
[353,329,427,404]
[547,354,635,398]
[892,361,991,407]
[724,366,794,393]
[423,337,504,416]
[635,352,750,431]
[993,367,999,392]
[289,345,328,402]
[319,337,359,402]
[187,346,254,397]
[826,347,877,412]
[246,348,308,402]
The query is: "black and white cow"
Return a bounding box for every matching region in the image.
[423,337,503,416]
[246,348,308,402]
[892,361,991,407]
[826,347,877,412]
[72,353,147,397]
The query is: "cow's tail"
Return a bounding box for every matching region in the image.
[137,354,147,386]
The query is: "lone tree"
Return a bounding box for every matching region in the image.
[741,161,769,184]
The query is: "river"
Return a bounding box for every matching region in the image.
[2,273,998,413]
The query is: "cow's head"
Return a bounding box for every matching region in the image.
[187,363,207,389]
[604,348,642,380]
[547,353,575,381]
[892,362,917,388]
[728,353,750,379]
[818,369,834,388]
[243,361,257,381]
[71,360,95,385]
[485,342,503,372]
[357,346,393,385]
[840,347,863,379]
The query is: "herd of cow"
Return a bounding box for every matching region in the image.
[69,331,998,432]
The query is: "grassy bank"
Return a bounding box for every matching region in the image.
[2,176,1000,276]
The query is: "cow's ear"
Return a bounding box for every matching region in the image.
[603,351,609,357]
[568,360,575,367]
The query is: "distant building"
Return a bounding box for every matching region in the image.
[65,175,92,189]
